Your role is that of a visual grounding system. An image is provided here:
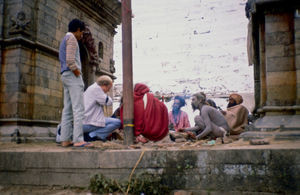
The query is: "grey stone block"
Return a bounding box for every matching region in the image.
[166,150,199,168]
[206,150,270,165]
[266,56,294,72]
[284,115,300,129]
[253,115,298,130]
[141,150,167,168]
[6,0,22,5]
[265,21,291,33]
[23,151,100,169]
[265,13,289,23]
[265,32,293,45]
[38,169,92,186]
[0,170,40,185]
[35,67,49,78]
[0,152,26,171]
[3,83,19,92]
[98,150,145,168]
[3,72,20,83]
[19,73,32,85]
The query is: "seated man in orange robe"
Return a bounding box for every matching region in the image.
[221,93,249,135]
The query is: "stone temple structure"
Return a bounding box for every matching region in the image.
[242,0,300,139]
[0,0,121,141]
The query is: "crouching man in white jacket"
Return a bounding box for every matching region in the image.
[83,75,121,141]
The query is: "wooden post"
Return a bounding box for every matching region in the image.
[121,0,134,145]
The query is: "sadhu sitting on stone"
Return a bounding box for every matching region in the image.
[120,83,169,143]
[180,92,230,140]
[221,93,249,135]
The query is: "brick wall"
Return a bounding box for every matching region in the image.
[0,0,120,139]
[265,12,296,107]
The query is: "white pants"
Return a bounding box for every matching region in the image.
[60,71,85,143]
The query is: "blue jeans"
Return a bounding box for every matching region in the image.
[83,117,121,141]
[60,71,85,143]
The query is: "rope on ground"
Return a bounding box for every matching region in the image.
[126,150,145,195]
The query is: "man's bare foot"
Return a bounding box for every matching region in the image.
[135,135,148,143]
[73,141,94,147]
[61,141,73,147]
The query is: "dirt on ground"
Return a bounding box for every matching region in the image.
[1,133,300,152]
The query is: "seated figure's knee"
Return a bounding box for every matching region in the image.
[194,115,205,130]
[113,118,122,129]
[107,117,122,129]
[116,119,121,127]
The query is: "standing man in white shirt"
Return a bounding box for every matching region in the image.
[59,18,93,147]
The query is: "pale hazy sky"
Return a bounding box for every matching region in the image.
[113,0,253,94]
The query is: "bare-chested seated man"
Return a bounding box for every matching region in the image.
[181,92,230,140]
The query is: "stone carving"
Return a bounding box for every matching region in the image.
[98,42,104,59]
[9,11,31,35]
[110,59,116,73]
[81,27,99,67]
[96,66,102,74]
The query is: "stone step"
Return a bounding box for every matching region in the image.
[0,142,299,193]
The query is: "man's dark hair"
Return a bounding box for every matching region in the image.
[68,19,85,32]
[193,92,206,103]
[207,99,217,108]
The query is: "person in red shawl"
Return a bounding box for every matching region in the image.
[120,83,169,143]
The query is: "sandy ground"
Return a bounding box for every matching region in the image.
[1,134,300,152]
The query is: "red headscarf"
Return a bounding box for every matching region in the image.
[132,83,149,135]
[120,83,169,141]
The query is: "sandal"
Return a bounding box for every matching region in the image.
[73,141,94,148]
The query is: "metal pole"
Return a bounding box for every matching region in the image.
[122,0,134,145]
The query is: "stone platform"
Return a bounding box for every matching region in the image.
[0,140,299,194]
